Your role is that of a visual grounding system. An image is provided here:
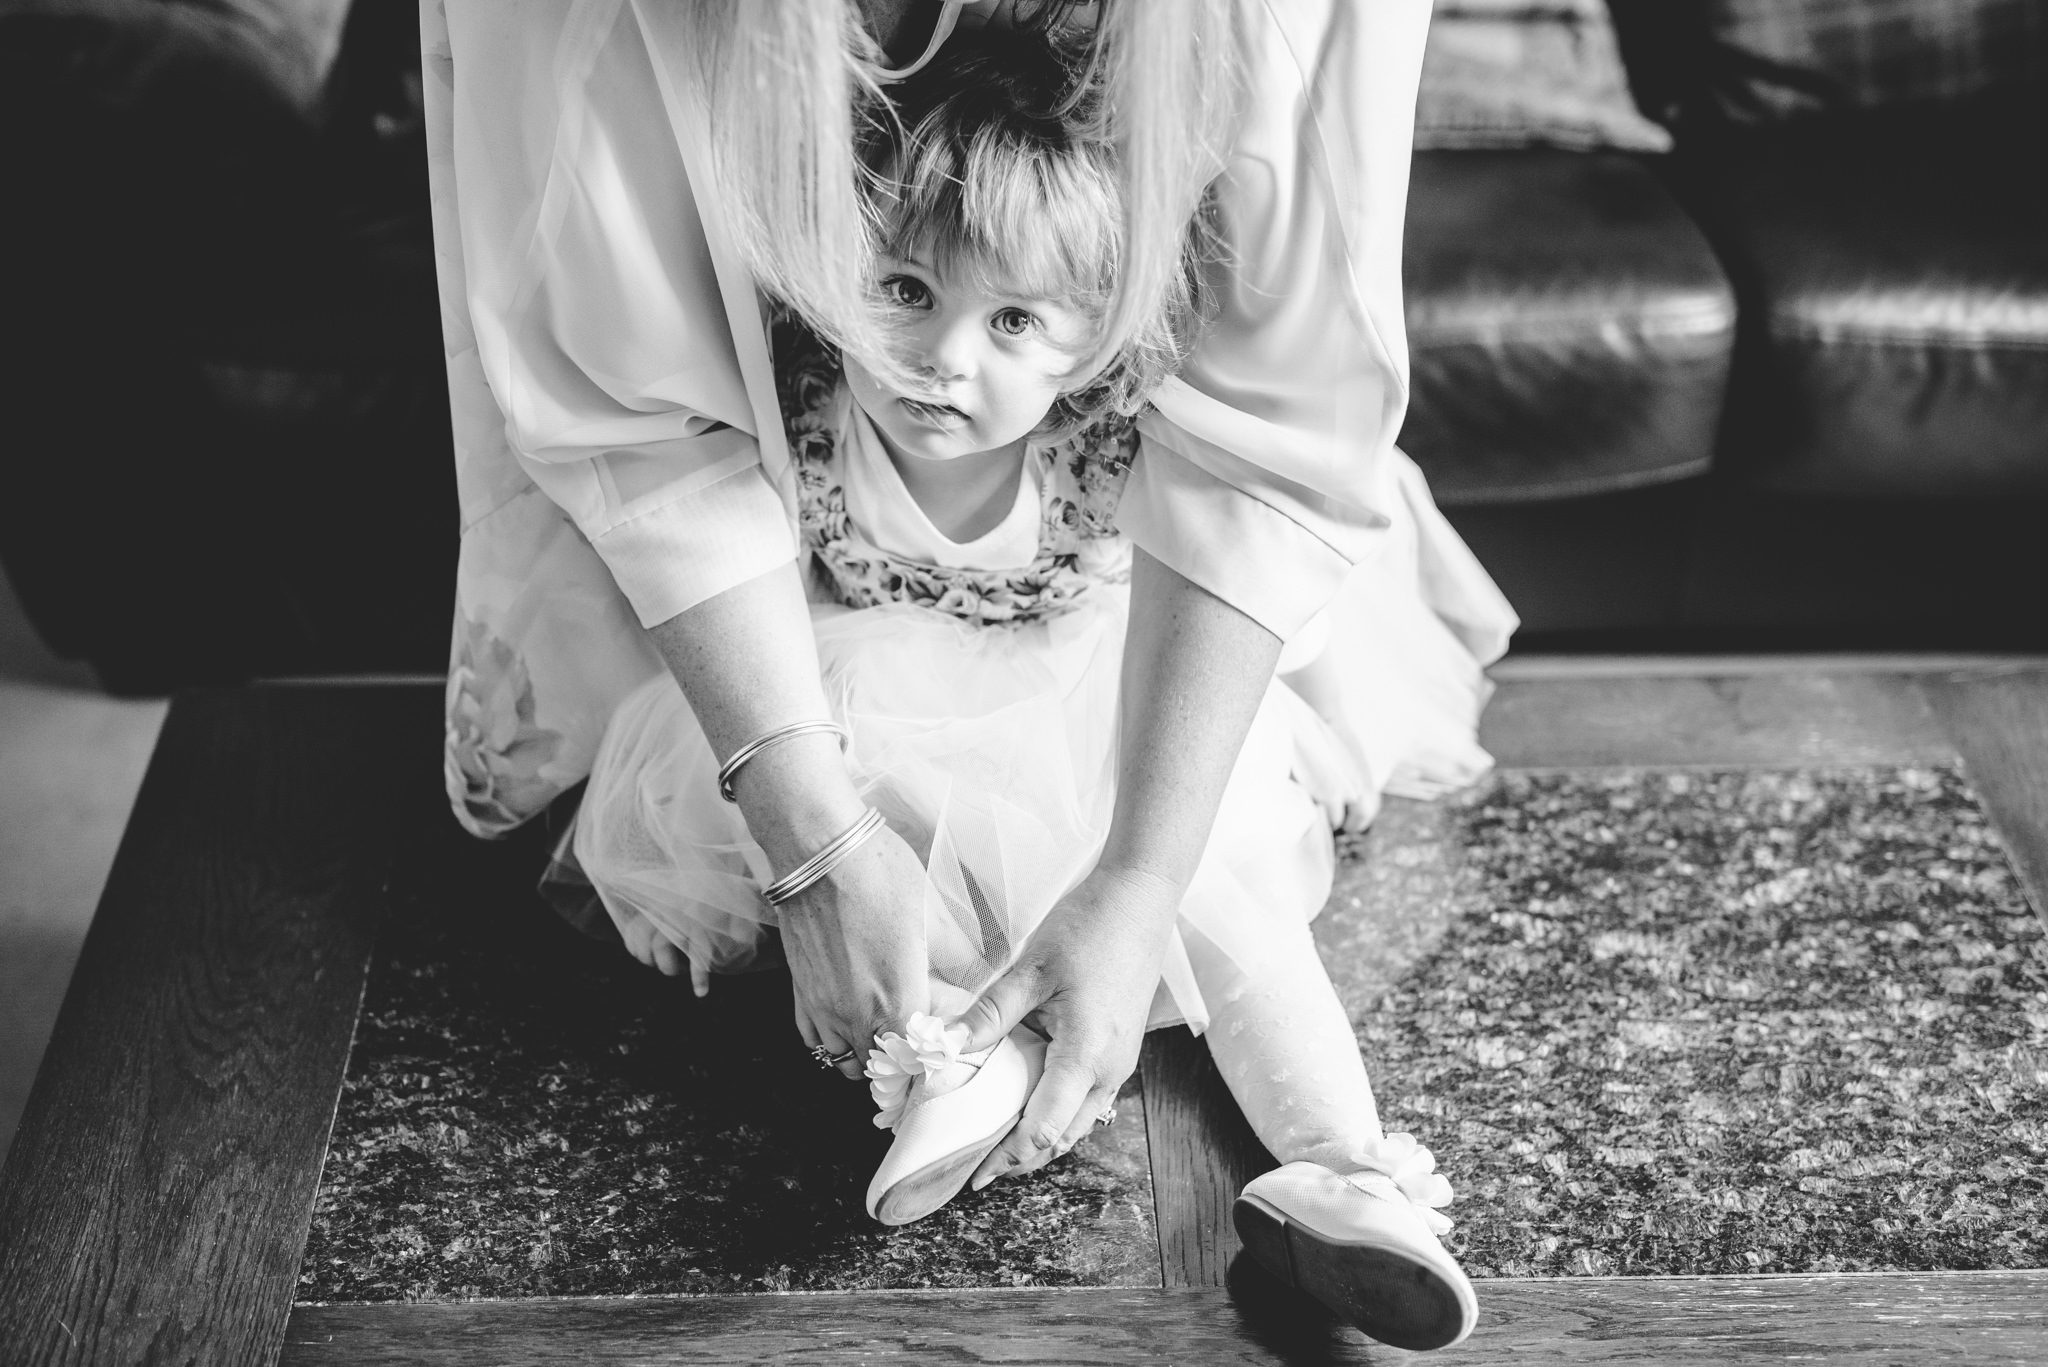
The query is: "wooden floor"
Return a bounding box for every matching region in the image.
[0,660,2043,1366]
[279,1272,2048,1365]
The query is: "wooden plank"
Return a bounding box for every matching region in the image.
[1924,666,2048,924]
[1491,653,2048,681]
[281,1270,2048,1365]
[1139,1029,1273,1289]
[1481,672,1956,771]
[0,686,436,1367]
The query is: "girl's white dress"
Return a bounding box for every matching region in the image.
[570,327,1515,1029]
[422,0,1520,1027]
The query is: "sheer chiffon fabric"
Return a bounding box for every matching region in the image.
[425,0,1462,839]
[572,444,1510,1031]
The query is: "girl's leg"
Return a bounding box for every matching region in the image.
[1186,912,1477,1353]
[1182,915,1382,1172]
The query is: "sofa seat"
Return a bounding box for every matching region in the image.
[0,0,455,694]
[1690,92,2048,499]
[1400,149,1736,506]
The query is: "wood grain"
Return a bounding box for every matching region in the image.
[1139,1028,1274,1289]
[1924,666,2048,924]
[1481,673,1955,770]
[0,686,436,1367]
[281,1270,2048,1365]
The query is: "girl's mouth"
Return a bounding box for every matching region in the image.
[899,396,967,429]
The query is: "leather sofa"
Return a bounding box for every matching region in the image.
[0,0,451,693]
[1409,2,2046,646]
[3,1,2043,693]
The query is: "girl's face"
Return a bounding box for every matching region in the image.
[844,253,1093,462]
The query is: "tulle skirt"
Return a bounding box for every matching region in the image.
[570,452,1515,1032]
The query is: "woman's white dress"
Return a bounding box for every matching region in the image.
[421,0,1520,1025]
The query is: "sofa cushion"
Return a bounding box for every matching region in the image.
[1416,0,1673,152]
[0,0,353,124]
[1688,93,2048,498]
[1400,150,1736,505]
[0,0,452,690]
[1694,0,2047,123]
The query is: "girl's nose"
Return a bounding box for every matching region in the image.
[919,313,979,383]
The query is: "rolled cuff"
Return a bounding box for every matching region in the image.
[1117,449,1360,642]
[588,465,798,628]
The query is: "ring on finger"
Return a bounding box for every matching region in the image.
[1095,1105,1118,1127]
[809,1044,859,1070]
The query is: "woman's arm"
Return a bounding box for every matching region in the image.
[955,547,1281,1181]
[648,564,936,1073]
[950,0,1440,1181]
[432,1,933,1067]
[1121,0,1435,642]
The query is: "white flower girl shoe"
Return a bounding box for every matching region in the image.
[1233,1140,1477,1351]
[863,1014,1047,1225]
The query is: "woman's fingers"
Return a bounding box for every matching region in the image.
[948,963,1041,1053]
[777,823,933,1072]
[793,999,867,1080]
[794,1001,823,1053]
[788,961,889,1078]
[689,958,712,998]
[1011,1078,1124,1177]
[1051,1081,1123,1158]
[970,1046,1098,1189]
[835,1041,869,1080]
[1006,1077,1120,1178]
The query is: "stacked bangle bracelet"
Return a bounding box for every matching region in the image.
[763,806,887,906]
[717,719,850,804]
[720,719,875,907]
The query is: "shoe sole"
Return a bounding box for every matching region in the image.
[870,1117,1012,1226]
[1233,1192,1472,1351]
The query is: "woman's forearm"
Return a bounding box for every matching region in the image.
[953,548,1286,1175]
[646,561,868,871]
[650,558,935,1058]
[1100,547,1284,896]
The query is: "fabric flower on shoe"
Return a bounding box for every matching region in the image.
[1352,1132,1457,1235]
[864,1012,972,1130]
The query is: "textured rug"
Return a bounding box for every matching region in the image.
[300,763,2047,1300]
[1335,764,2048,1279]
[296,832,1153,1303]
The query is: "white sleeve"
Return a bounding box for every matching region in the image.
[431,0,794,628]
[1121,0,1429,639]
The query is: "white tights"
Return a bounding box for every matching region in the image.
[1181,915,1384,1173]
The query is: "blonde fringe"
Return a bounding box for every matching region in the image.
[681,0,1249,393]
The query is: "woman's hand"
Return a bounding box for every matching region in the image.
[957,549,1286,1186]
[775,817,934,1079]
[950,863,1182,1187]
[650,565,932,1078]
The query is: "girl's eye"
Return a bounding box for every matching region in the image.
[882,275,931,309]
[991,308,1036,337]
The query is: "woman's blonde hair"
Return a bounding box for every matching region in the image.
[679,0,1248,393]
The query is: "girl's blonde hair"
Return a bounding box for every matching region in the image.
[678,0,1248,396]
[863,30,1205,431]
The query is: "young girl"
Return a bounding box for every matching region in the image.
[568,33,1514,1353]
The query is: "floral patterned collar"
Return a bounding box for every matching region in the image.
[774,314,1137,627]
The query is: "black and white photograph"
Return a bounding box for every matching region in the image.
[1,2,2044,1363]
